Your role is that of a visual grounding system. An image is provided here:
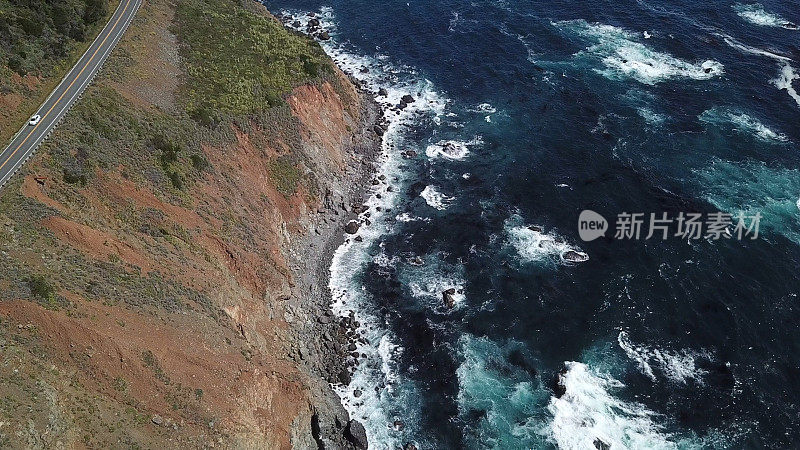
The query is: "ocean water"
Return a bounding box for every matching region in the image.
[266,0,800,448]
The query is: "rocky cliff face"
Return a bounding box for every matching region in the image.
[0,0,378,447]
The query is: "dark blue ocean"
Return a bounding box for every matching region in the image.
[267,1,800,448]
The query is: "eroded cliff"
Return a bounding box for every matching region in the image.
[0,0,378,447]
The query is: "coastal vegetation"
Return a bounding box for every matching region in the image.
[0,0,114,141]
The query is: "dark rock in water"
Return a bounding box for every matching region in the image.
[404,444,418,450]
[393,420,404,431]
[401,94,415,104]
[562,250,589,263]
[292,20,301,28]
[353,389,362,398]
[360,67,369,74]
[345,420,369,449]
[308,18,320,27]
[551,368,568,398]
[318,31,330,40]
[354,235,363,242]
[408,256,424,266]
[345,221,360,234]
[338,369,352,385]
[371,179,380,185]
[527,225,543,233]
[508,348,537,376]
[784,22,798,30]
[378,88,388,97]
[703,67,712,73]
[594,438,611,450]
[442,288,457,308]
[373,124,385,136]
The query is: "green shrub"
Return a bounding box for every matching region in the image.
[174,0,333,118]
[268,156,301,197]
[26,274,57,305]
[190,153,209,171]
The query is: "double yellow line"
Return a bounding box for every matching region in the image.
[0,0,134,174]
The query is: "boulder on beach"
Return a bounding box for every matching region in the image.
[378,88,388,97]
[345,420,369,449]
[345,221,360,234]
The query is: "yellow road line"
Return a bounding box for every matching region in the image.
[0,0,134,173]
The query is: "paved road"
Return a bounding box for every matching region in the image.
[0,0,141,190]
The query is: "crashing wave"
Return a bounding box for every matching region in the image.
[772,64,800,107]
[420,185,454,210]
[733,3,798,29]
[699,107,788,143]
[547,362,679,449]
[425,136,483,160]
[552,20,723,85]
[506,217,588,265]
[617,332,710,384]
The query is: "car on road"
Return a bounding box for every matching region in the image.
[28,114,41,126]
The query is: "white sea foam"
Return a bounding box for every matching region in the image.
[552,20,724,85]
[547,362,681,449]
[733,3,797,29]
[420,185,454,210]
[617,332,710,384]
[717,33,791,62]
[425,136,483,160]
[280,7,451,447]
[395,212,429,223]
[638,107,668,125]
[699,107,788,142]
[772,64,800,107]
[472,102,497,113]
[506,216,588,265]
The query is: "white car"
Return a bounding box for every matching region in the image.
[29,114,41,126]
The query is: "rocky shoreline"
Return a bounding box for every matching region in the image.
[282,63,384,447]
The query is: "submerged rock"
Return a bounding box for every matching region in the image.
[594,438,611,450]
[551,368,568,398]
[562,250,589,263]
[442,288,456,308]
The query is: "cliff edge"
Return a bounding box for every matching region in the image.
[0,0,379,447]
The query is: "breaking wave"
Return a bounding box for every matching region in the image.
[699,107,788,143]
[733,3,798,29]
[617,332,711,384]
[552,20,724,85]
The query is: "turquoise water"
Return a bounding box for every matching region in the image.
[268,1,800,447]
